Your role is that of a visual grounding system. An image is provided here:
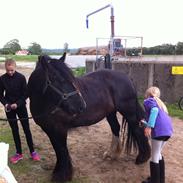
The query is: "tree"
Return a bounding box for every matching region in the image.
[28,42,42,55]
[64,42,69,53]
[176,42,183,55]
[2,39,21,54]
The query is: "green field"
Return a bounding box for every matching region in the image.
[0,54,39,62]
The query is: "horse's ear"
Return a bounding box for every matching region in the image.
[59,52,66,62]
[38,55,49,70]
[38,55,43,62]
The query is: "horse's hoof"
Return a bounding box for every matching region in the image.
[52,173,72,183]
[103,151,120,160]
[135,154,149,165]
[103,151,110,159]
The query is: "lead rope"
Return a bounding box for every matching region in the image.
[0,106,54,122]
[0,115,34,122]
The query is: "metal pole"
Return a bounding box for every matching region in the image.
[86,4,113,30]
[110,6,115,38]
[96,38,99,61]
[124,39,127,57]
[110,5,114,57]
[140,37,143,56]
[86,4,115,61]
[148,64,154,88]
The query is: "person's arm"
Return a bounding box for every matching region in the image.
[143,98,159,137]
[0,77,8,106]
[140,107,158,128]
[144,107,159,137]
[15,76,28,107]
[147,107,159,128]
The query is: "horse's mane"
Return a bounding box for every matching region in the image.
[36,55,75,83]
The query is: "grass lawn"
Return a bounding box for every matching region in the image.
[0,54,38,62]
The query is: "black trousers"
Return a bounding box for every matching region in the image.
[6,105,34,154]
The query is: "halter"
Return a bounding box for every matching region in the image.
[43,69,79,103]
[44,77,78,101]
[43,68,86,113]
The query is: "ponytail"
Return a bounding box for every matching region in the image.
[145,86,168,114]
[154,96,168,114]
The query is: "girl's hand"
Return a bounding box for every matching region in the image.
[11,103,17,110]
[144,127,151,137]
[5,104,11,112]
[139,119,148,127]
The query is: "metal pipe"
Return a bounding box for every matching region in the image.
[86,4,115,61]
[86,4,115,38]
[110,6,114,38]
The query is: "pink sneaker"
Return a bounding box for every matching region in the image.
[31,151,40,161]
[10,153,23,164]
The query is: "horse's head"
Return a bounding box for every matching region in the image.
[33,53,86,116]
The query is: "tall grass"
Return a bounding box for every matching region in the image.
[72,67,85,76]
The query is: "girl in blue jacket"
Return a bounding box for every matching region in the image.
[141,86,173,183]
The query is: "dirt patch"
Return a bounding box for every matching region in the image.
[0,65,183,183]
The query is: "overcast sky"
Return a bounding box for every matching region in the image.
[0,0,183,49]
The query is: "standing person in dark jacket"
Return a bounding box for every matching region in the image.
[0,59,40,164]
[141,86,173,183]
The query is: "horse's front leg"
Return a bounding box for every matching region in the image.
[52,144,73,182]
[43,126,73,182]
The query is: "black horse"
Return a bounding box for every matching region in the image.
[28,53,150,182]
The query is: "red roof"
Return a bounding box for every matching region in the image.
[15,50,29,55]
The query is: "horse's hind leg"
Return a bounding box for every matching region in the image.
[103,112,122,160]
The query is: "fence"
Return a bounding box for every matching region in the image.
[86,55,183,103]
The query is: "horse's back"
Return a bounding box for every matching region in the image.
[82,69,136,96]
[77,69,137,114]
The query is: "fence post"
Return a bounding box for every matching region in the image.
[148,64,154,87]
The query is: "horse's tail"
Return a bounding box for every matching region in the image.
[121,94,145,154]
[121,96,139,154]
[121,117,138,154]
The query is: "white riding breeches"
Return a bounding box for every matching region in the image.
[151,139,166,163]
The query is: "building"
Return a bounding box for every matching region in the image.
[15,50,29,55]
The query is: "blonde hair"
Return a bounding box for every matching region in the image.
[145,86,168,114]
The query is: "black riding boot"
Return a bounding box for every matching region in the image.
[159,158,165,183]
[142,162,160,183]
